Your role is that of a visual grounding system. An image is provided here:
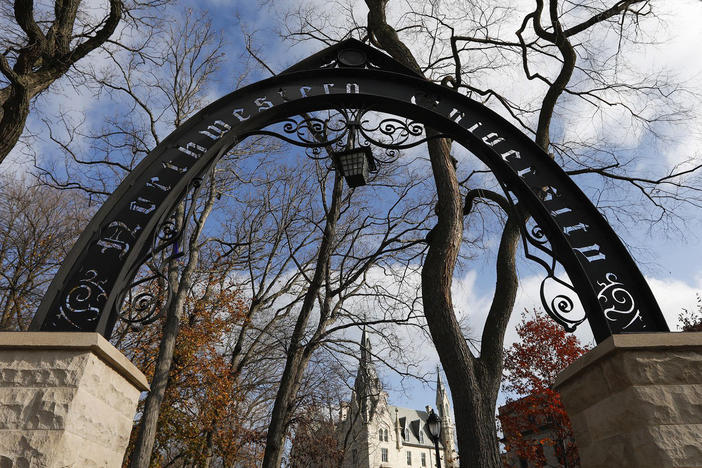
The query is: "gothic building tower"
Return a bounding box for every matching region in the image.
[334,332,459,468]
[435,370,458,466]
[354,328,384,424]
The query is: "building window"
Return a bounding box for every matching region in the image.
[382,448,389,462]
[404,427,410,440]
[419,430,424,443]
[407,451,412,465]
[379,429,383,442]
[421,453,427,467]
[384,428,389,442]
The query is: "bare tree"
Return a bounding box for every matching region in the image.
[0,0,169,164]
[128,169,222,468]
[279,1,702,466]
[0,177,90,330]
[28,8,242,466]
[256,131,432,466]
[287,356,349,468]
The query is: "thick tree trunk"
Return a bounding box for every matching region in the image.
[450,387,502,467]
[0,87,30,163]
[262,349,311,468]
[202,428,215,468]
[129,206,190,468]
[0,0,123,164]
[448,214,520,468]
[364,2,525,464]
[420,136,507,468]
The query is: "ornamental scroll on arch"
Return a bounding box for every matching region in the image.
[30,38,668,343]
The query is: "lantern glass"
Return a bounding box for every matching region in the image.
[427,410,441,439]
[335,146,374,187]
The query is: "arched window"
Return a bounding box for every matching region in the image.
[384,428,389,442]
[379,429,384,442]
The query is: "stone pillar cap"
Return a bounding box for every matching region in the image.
[0,331,149,391]
[554,331,702,390]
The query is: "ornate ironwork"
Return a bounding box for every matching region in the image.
[250,109,443,166]
[596,272,644,330]
[31,38,668,342]
[119,275,162,329]
[56,269,107,330]
[116,176,205,329]
[280,39,422,77]
[500,186,586,332]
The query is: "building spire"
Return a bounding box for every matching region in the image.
[360,326,371,363]
[354,327,381,423]
[436,365,446,417]
[435,365,458,467]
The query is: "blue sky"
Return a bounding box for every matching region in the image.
[5,0,702,422]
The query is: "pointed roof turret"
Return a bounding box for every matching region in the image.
[436,365,444,411]
[436,365,451,421]
[360,326,372,363]
[353,327,382,423]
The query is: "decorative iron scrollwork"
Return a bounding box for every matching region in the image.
[250,109,445,166]
[116,175,206,328]
[119,273,163,329]
[500,186,587,332]
[57,269,107,329]
[597,272,643,330]
[356,115,426,163]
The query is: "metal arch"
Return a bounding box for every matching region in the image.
[30,40,668,342]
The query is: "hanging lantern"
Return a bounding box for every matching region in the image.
[334,146,376,188]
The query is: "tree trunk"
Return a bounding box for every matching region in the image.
[420,136,505,467]
[130,178,216,467]
[129,281,186,468]
[0,86,30,164]
[1,0,123,165]
[202,428,215,468]
[129,204,190,468]
[443,213,520,468]
[262,349,311,468]
[364,2,526,463]
[261,172,344,468]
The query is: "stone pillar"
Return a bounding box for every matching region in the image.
[554,332,702,468]
[0,332,149,467]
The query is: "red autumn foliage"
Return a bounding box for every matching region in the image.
[499,310,590,468]
[288,408,344,468]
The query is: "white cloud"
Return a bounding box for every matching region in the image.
[647,274,702,330]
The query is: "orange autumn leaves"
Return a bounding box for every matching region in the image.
[500,310,590,468]
[122,285,264,466]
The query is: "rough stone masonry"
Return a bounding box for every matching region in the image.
[0,332,149,467]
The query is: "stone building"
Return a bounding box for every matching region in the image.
[335,331,459,468]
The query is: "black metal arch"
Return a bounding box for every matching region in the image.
[30,39,668,342]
